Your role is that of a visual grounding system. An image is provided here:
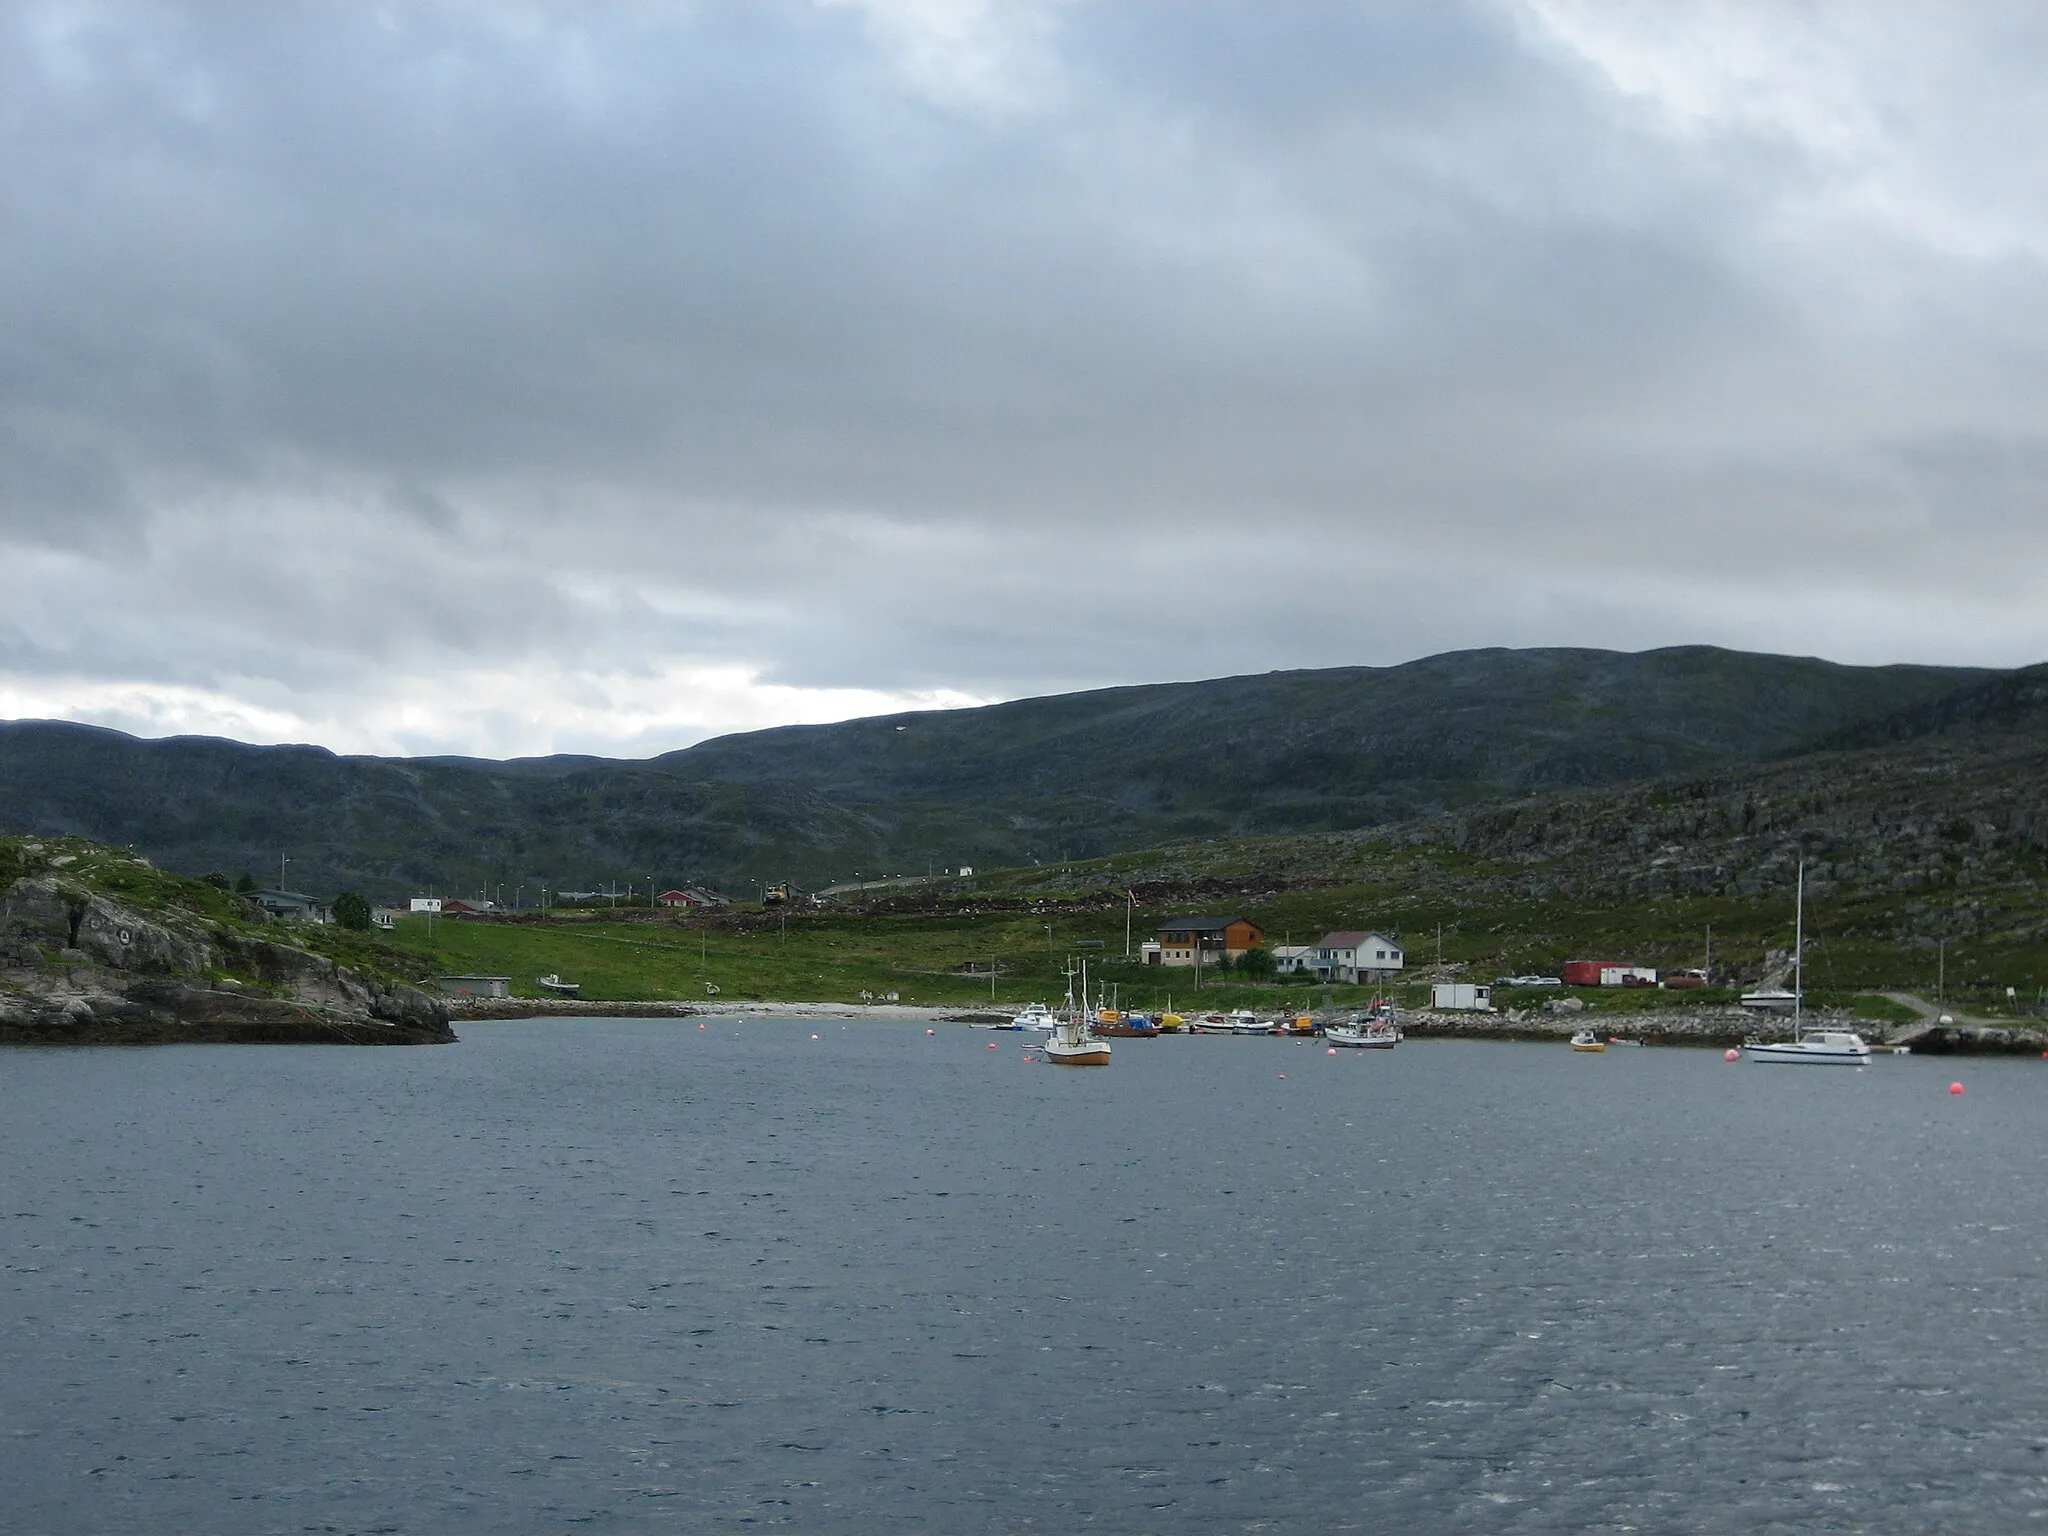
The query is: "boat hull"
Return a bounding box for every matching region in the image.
[1043,1043,1112,1065]
[1326,1028,1400,1049]
[1742,1043,1871,1065]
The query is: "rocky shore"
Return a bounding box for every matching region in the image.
[0,875,452,1046]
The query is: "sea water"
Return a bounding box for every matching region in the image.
[5,1020,2046,1533]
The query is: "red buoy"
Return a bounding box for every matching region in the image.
[988,1041,999,1049]
[1327,1047,1337,1056]
[1949,1081,1965,1096]
[1724,1048,1739,1062]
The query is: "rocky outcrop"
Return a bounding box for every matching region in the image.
[0,876,453,1045]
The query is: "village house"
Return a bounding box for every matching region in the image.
[1272,944,1319,975]
[657,886,731,909]
[250,889,331,924]
[1309,931,1404,984]
[1147,915,1265,967]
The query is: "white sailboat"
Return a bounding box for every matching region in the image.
[1742,860,1871,1065]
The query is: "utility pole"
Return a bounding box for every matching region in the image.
[1125,890,1134,958]
[1938,938,1947,1013]
[279,853,289,891]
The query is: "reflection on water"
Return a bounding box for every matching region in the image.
[5,1020,2047,1533]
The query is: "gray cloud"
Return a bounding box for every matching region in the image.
[3,0,2046,755]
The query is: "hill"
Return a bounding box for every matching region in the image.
[0,646,1996,898]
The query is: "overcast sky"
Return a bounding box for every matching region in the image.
[4,1,2046,758]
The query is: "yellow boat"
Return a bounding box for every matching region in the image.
[1570,1029,1606,1052]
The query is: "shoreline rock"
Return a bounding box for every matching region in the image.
[1,876,452,1046]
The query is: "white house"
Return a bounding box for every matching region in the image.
[1273,944,1319,975]
[1312,931,1404,984]
[409,897,442,914]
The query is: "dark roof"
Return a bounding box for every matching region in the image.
[1158,915,1254,935]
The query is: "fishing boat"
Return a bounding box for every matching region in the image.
[1008,1002,1057,1031]
[1743,860,1872,1066]
[1569,1028,1606,1052]
[1326,1012,1402,1049]
[1043,960,1112,1066]
[536,973,580,997]
[1092,1013,1160,1038]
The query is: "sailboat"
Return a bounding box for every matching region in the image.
[1742,860,1871,1065]
[1043,958,1112,1066]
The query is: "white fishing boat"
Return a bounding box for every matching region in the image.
[1743,860,1871,1066]
[536,973,580,997]
[1569,1028,1605,1052]
[1042,960,1111,1066]
[1326,1013,1402,1049]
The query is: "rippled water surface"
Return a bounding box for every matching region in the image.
[6,1019,2048,1533]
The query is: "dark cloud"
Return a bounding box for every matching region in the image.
[2,0,2045,754]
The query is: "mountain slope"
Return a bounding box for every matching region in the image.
[0,646,1996,897]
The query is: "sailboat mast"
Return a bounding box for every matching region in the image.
[1793,858,1805,1031]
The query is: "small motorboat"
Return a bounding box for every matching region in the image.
[1009,1002,1057,1032]
[536,973,580,997]
[1570,1029,1606,1052]
[1092,1013,1160,1037]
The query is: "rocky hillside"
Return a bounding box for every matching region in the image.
[0,645,1985,897]
[0,837,452,1045]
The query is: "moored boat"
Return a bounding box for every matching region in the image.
[1326,1013,1401,1049]
[1009,1002,1057,1032]
[536,973,580,997]
[1742,860,1871,1066]
[1569,1028,1606,1052]
[1092,1013,1160,1037]
[1043,959,1112,1066]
